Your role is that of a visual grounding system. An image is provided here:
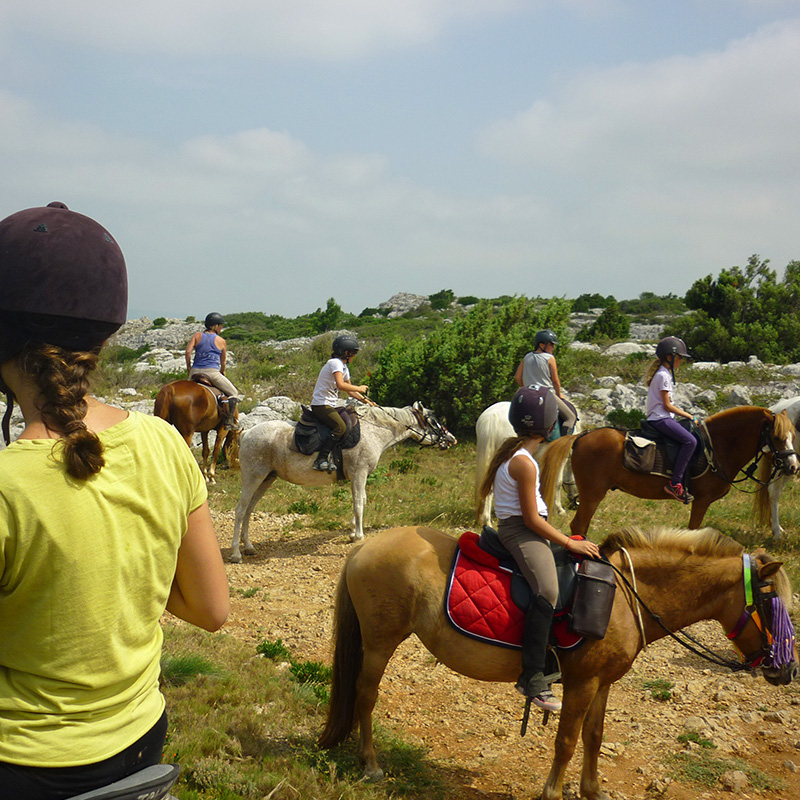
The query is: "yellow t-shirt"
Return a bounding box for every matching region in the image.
[0,412,207,766]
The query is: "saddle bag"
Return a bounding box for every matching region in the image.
[622,434,656,473]
[569,558,616,640]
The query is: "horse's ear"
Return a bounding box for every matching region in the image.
[758,560,783,580]
[412,400,422,412]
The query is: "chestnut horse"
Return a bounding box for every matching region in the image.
[153,379,239,483]
[319,525,796,800]
[540,406,798,538]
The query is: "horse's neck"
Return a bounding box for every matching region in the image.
[362,406,416,448]
[707,409,763,468]
[619,552,741,640]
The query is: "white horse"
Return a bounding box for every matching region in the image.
[754,396,800,539]
[230,401,457,562]
[475,400,581,527]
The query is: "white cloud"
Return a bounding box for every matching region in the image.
[1,1,523,59]
[479,19,800,182]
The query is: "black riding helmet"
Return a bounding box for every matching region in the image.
[534,329,558,348]
[0,202,128,363]
[655,336,692,361]
[332,335,359,358]
[508,386,558,437]
[205,312,225,329]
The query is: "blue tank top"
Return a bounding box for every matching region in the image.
[192,332,222,369]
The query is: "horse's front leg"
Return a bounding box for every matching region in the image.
[542,678,599,800]
[579,683,611,800]
[207,428,227,484]
[349,472,367,542]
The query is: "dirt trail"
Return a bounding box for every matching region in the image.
[213,511,800,800]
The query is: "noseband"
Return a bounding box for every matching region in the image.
[727,417,798,487]
[726,553,796,670]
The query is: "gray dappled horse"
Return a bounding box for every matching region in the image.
[230,402,456,562]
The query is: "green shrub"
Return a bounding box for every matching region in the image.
[152,317,168,328]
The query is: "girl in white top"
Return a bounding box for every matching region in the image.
[478,387,599,711]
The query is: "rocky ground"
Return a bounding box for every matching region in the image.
[211,510,800,800]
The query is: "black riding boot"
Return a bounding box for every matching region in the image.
[224,397,241,430]
[516,595,561,711]
[313,442,333,471]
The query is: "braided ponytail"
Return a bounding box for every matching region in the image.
[17,342,104,479]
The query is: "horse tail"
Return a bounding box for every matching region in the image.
[226,431,240,470]
[540,434,577,511]
[752,454,773,527]
[319,551,363,749]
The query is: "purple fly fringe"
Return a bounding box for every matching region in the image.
[769,596,796,668]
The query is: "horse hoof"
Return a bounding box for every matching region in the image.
[229,553,242,564]
[349,532,364,542]
[243,546,256,556]
[362,766,384,781]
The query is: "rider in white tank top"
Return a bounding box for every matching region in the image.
[493,449,548,519]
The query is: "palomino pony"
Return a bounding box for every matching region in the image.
[319,525,797,800]
[229,402,456,562]
[153,379,240,483]
[475,400,581,526]
[753,396,800,539]
[540,405,798,538]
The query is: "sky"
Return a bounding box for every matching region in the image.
[1,1,799,320]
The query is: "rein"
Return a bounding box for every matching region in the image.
[606,551,790,673]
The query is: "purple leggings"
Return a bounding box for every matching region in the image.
[648,417,697,485]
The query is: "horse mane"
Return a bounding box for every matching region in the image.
[601,526,792,605]
[358,404,411,428]
[601,525,744,558]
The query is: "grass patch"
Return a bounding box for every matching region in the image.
[162,627,454,800]
[161,654,221,687]
[668,750,784,792]
[643,678,674,701]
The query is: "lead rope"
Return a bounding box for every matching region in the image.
[620,547,647,647]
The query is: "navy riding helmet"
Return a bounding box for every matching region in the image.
[508,386,558,437]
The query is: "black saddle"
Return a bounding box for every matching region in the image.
[293,406,361,456]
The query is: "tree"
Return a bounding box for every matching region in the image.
[577,300,630,342]
[429,289,456,310]
[672,255,800,362]
[369,297,572,433]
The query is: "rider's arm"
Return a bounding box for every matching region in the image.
[333,370,369,401]
[185,333,200,372]
[548,357,563,397]
[510,455,600,559]
[217,336,227,374]
[166,501,229,631]
[514,359,525,387]
[660,389,693,420]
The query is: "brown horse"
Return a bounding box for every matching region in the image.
[153,380,239,483]
[319,525,797,800]
[540,406,798,538]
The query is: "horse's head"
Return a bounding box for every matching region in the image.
[411,401,457,449]
[770,410,799,477]
[729,552,798,686]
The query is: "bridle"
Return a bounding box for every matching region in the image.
[409,405,453,449]
[608,551,796,674]
[726,553,795,671]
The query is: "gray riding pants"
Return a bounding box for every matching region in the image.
[497,516,559,607]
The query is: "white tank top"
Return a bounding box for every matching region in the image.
[493,448,548,519]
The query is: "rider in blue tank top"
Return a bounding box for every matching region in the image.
[185,313,241,430]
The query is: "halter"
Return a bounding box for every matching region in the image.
[609,551,796,674]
